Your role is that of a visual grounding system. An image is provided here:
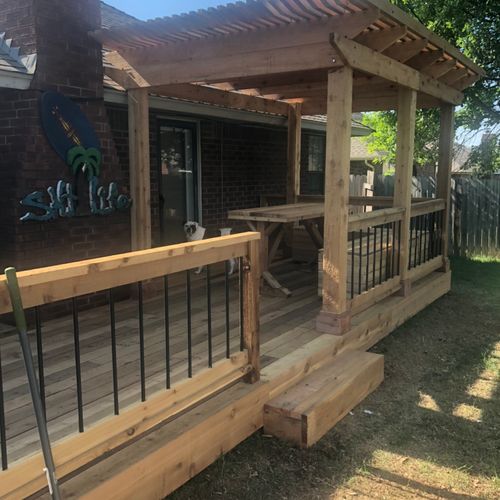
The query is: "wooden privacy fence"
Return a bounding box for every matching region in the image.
[0,232,260,499]
[451,175,500,257]
[374,174,500,257]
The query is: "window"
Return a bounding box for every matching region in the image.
[303,133,326,194]
[307,134,326,172]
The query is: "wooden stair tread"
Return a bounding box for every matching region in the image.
[263,350,384,448]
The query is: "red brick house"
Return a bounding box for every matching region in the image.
[0,0,369,271]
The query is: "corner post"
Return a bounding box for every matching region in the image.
[316,67,353,335]
[286,103,302,204]
[128,88,152,251]
[243,238,261,383]
[437,104,455,271]
[393,87,417,296]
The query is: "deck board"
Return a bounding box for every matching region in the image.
[0,261,322,465]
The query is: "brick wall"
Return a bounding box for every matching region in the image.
[105,105,289,241]
[0,0,130,272]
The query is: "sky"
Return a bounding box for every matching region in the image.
[105,0,233,20]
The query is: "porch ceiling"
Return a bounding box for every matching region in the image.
[93,0,485,114]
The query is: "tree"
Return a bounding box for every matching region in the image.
[362,0,499,174]
[463,133,500,175]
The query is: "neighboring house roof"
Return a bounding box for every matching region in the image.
[0,31,36,89]
[452,143,472,172]
[351,137,384,162]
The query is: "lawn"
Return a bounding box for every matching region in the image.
[171,258,500,499]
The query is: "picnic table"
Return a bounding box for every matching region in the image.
[228,202,325,296]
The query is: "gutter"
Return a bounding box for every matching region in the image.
[0,69,32,90]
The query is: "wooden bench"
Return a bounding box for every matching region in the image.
[263,350,384,448]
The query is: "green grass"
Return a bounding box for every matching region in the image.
[171,258,500,499]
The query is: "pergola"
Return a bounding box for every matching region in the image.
[93,0,484,334]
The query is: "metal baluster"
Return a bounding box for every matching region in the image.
[433,211,438,258]
[372,225,377,288]
[239,257,244,352]
[164,276,171,389]
[385,223,390,280]
[439,210,444,255]
[358,230,363,295]
[0,343,7,470]
[186,271,193,378]
[35,307,46,418]
[423,213,429,262]
[207,265,213,368]
[379,225,383,284]
[418,215,424,265]
[365,228,370,291]
[351,235,355,299]
[72,298,84,432]
[414,217,419,268]
[409,217,413,270]
[138,282,146,401]
[391,222,396,277]
[108,289,119,415]
[225,261,230,358]
[397,221,402,275]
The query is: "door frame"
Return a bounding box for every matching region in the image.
[157,116,203,229]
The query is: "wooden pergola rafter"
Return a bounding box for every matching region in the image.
[93,0,484,334]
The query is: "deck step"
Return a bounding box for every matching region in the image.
[263,350,384,448]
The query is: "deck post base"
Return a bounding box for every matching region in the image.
[440,257,451,273]
[315,309,351,335]
[398,279,412,297]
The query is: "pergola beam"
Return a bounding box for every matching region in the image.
[423,59,456,79]
[362,0,485,76]
[439,68,468,86]
[331,35,463,104]
[151,84,289,116]
[355,25,407,52]
[407,49,444,71]
[105,61,290,116]
[119,9,380,87]
[383,38,429,63]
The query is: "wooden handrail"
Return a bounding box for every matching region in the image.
[410,198,446,217]
[348,207,405,232]
[0,232,260,314]
[260,193,433,208]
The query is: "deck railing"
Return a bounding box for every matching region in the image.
[347,208,405,313]
[408,199,446,280]
[0,232,260,498]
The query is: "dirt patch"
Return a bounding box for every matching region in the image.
[171,258,500,500]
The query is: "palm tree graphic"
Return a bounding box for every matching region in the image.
[67,146,102,181]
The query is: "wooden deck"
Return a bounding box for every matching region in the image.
[0,261,322,465]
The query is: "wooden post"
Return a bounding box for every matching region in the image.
[243,238,261,383]
[128,88,152,251]
[286,103,302,204]
[393,87,417,295]
[316,67,353,335]
[437,104,455,270]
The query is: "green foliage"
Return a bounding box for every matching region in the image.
[463,134,500,174]
[67,146,102,180]
[362,0,499,174]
